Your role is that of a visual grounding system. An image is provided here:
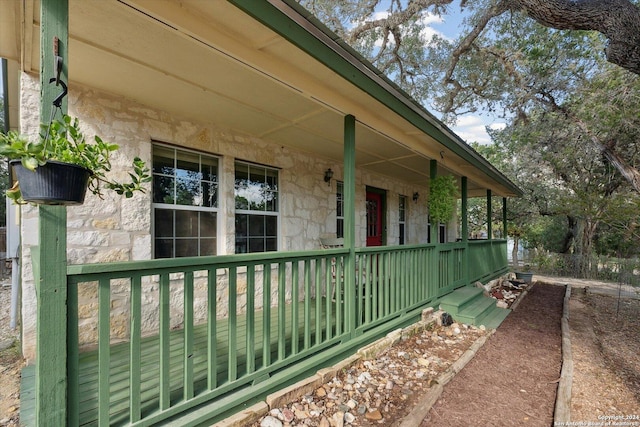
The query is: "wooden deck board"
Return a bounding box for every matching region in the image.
[22,299,335,426]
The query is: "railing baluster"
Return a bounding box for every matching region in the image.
[130,275,142,422]
[335,256,342,335]
[291,261,299,355]
[263,263,272,368]
[246,265,256,374]
[324,257,332,340]
[207,268,217,390]
[159,273,171,410]
[184,271,195,400]
[278,262,286,360]
[314,259,322,345]
[66,282,79,427]
[98,278,111,426]
[304,259,312,350]
[364,254,371,324]
[228,267,238,381]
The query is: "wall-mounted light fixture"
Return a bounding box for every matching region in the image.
[413,192,419,203]
[324,168,334,186]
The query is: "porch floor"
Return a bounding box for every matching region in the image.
[20,298,336,427]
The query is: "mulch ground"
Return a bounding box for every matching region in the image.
[421,282,565,427]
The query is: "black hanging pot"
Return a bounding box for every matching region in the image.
[10,159,92,205]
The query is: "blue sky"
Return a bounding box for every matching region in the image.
[372,1,505,145]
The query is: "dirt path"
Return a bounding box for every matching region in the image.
[569,289,640,422]
[421,283,565,427]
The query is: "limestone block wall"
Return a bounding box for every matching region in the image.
[18,73,437,360]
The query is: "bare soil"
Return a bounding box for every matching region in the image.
[422,282,565,427]
[0,281,22,427]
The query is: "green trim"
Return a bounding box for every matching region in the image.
[487,190,492,240]
[36,1,69,426]
[1,58,8,133]
[344,114,356,335]
[227,0,522,197]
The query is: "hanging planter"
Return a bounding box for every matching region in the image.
[10,160,91,205]
[0,79,150,205]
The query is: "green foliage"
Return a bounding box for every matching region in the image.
[0,114,151,203]
[429,175,457,224]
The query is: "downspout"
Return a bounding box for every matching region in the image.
[1,58,20,331]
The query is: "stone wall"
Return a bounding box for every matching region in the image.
[18,73,438,361]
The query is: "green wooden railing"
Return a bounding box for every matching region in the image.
[62,240,506,426]
[468,239,508,283]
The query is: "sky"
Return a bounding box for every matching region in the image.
[372,1,505,145]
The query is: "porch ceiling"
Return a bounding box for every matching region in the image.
[0,0,520,197]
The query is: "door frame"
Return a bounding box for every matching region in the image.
[365,186,387,246]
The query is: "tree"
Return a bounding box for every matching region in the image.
[299,0,640,192]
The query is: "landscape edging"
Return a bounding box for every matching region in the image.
[554,284,573,423]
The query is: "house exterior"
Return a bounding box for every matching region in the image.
[1,0,521,425]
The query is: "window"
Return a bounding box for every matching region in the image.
[235,161,279,253]
[399,195,407,245]
[428,223,447,244]
[152,144,218,258]
[336,181,344,238]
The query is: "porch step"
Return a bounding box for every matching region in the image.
[477,305,511,330]
[451,297,495,324]
[439,285,510,329]
[439,286,484,314]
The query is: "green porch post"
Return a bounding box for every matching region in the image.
[461,177,469,284]
[343,115,356,335]
[502,197,508,239]
[36,0,69,425]
[429,159,438,245]
[486,189,492,240]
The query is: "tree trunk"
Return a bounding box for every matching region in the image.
[512,235,520,267]
[509,0,640,75]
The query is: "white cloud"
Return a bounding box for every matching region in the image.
[451,115,505,146]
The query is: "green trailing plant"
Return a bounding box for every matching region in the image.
[0,114,151,203]
[429,175,458,225]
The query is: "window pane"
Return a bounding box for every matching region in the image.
[153,175,175,204]
[153,146,175,175]
[176,239,198,257]
[265,238,277,252]
[155,238,174,258]
[175,210,199,237]
[249,215,265,237]
[175,177,201,206]
[249,238,265,253]
[202,182,217,208]
[265,216,277,236]
[200,212,217,237]
[155,209,174,237]
[176,150,201,179]
[200,238,216,256]
[235,238,248,254]
[399,224,405,245]
[235,214,247,238]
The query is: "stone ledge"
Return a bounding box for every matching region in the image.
[212,401,269,427]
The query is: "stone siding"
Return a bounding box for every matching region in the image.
[18,73,436,361]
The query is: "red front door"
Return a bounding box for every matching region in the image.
[366,191,383,246]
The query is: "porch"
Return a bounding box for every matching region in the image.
[21,240,506,426]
